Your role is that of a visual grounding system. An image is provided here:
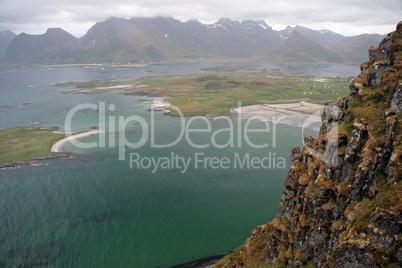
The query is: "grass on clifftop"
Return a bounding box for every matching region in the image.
[0,127,65,164]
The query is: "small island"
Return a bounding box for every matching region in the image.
[0,126,104,167]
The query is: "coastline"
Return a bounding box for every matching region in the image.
[0,153,71,169]
[169,255,226,268]
[51,130,101,152]
[230,101,324,121]
[151,97,172,113]
[151,95,324,121]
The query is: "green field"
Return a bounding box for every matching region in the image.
[1,70,351,164]
[58,70,351,115]
[199,65,253,72]
[0,127,65,164]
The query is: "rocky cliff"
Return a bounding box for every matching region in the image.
[214,21,402,268]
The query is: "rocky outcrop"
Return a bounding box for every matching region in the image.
[214,21,402,268]
[391,83,402,112]
[368,35,392,63]
[0,153,71,169]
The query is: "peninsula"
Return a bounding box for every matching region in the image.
[56,69,349,116]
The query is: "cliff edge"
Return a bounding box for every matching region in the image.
[214,21,402,268]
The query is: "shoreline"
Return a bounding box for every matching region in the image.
[0,153,71,169]
[150,96,324,121]
[169,254,226,268]
[230,101,324,121]
[152,97,171,113]
[51,130,101,153]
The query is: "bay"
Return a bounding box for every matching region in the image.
[0,62,359,267]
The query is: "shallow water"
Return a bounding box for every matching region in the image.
[0,62,359,267]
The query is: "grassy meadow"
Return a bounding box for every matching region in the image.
[57,68,351,115]
[1,68,351,164]
[0,127,65,164]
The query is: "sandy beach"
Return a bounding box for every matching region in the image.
[152,97,171,111]
[51,130,100,152]
[231,101,324,121]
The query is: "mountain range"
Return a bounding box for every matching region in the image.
[268,30,342,63]
[0,17,385,65]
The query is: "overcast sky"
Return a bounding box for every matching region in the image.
[0,0,401,37]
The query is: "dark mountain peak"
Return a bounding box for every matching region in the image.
[216,17,233,24]
[130,16,180,26]
[95,17,129,26]
[280,25,294,37]
[329,33,385,64]
[285,30,314,45]
[319,28,332,34]
[155,16,179,22]
[288,29,302,36]
[270,30,341,63]
[215,18,240,28]
[241,19,259,25]
[241,19,272,30]
[279,24,345,46]
[152,16,183,28]
[3,27,77,62]
[9,28,76,44]
[0,30,16,43]
[256,20,268,26]
[0,16,379,65]
[45,27,67,34]
[293,25,307,30]
[283,30,326,49]
[105,16,123,22]
[43,28,77,41]
[0,30,16,58]
[103,16,133,26]
[185,19,203,27]
[82,18,134,41]
[1,30,16,37]
[187,19,201,23]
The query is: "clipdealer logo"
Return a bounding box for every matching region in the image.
[128,152,286,174]
[62,101,334,173]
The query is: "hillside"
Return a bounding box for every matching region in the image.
[215,21,402,268]
[278,25,345,46]
[330,34,386,64]
[0,30,16,58]
[0,17,386,66]
[268,31,341,64]
[73,17,282,62]
[1,17,282,64]
[3,28,77,63]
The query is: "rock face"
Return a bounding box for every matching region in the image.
[391,83,402,113]
[214,21,402,268]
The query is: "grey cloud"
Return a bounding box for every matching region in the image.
[0,0,401,36]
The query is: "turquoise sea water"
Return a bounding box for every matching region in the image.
[0,62,359,268]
